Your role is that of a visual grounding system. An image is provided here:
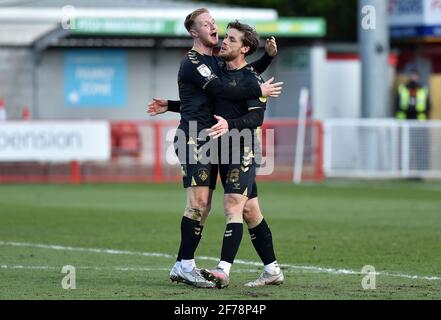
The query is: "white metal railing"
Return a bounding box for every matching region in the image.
[324,119,441,179]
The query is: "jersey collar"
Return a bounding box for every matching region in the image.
[226,62,248,71]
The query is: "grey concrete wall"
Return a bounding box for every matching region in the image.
[260,47,311,119]
[36,48,182,120]
[13,45,317,121]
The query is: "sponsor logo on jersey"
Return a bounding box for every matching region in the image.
[197,64,212,77]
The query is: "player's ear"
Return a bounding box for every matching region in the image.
[241,46,250,55]
[189,28,198,38]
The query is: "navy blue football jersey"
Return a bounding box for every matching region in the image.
[214,64,266,120]
[177,49,264,136]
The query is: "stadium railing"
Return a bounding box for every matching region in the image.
[324,119,441,178]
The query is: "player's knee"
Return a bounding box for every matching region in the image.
[243,208,262,226]
[224,211,243,224]
[243,206,255,223]
[185,200,208,220]
[224,194,242,211]
[199,202,211,225]
[184,207,202,220]
[243,202,263,227]
[224,194,246,222]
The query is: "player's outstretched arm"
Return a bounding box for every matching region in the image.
[147,98,168,116]
[183,58,281,101]
[249,36,278,74]
[260,77,283,97]
[151,77,281,115]
[207,109,265,139]
[147,98,180,116]
[265,36,278,57]
[205,76,282,100]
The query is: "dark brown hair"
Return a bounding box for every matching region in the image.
[184,8,209,32]
[227,20,259,56]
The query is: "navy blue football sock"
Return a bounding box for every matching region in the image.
[249,219,276,265]
[220,223,243,264]
[180,217,203,260]
[177,224,204,262]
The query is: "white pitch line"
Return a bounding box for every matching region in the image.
[1,240,440,281]
[0,264,260,273]
[0,265,168,272]
[1,265,56,270]
[0,241,174,259]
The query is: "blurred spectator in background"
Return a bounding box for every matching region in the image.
[395,70,431,172]
[395,70,431,121]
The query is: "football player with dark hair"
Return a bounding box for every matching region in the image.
[148,18,283,289]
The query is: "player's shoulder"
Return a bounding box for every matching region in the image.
[244,65,263,83]
[180,50,205,77]
[181,50,216,71]
[244,64,260,77]
[182,49,203,66]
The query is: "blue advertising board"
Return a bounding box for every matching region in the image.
[64,50,127,107]
[390,25,441,38]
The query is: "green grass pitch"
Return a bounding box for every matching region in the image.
[0,180,440,299]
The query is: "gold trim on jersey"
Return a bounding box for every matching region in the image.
[190,47,204,55]
[236,62,248,70]
[188,50,200,64]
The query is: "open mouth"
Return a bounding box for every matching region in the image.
[210,32,218,40]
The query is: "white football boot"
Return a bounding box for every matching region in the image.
[169,263,183,283]
[244,270,284,287]
[176,266,215,288]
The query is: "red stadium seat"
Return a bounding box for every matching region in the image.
[110,122,142,158]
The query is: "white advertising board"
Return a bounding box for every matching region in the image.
[389,0,441,26]
[0,121,110,162]
[389,0,425,26]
